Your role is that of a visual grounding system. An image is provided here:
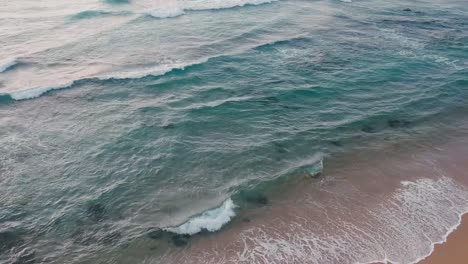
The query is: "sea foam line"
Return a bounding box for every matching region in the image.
[234,177,468,264]
[0,57,18,73]
[147,0,278,18]
[164,198,237,235]
[2,34,308,101]
[0,59,207,101]
[359,177,468,264]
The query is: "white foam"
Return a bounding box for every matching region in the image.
[2,35,304,101]
[164,198,237,235]
[147,7,185,18]
[144,0,277,19]
[0,57,18,73]
[8,81,75,100]
[3,59,204,101]
[233,177,468,264]
[186,0,277,11]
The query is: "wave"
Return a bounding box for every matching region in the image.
[363,177,468,264]
[147,7,185,19]
[4,81,75,101]
[161,156,323,236]
[105,0,130,4]
[164,198,237,235]
[147,0,277,19]
[232,176,468,264]
[69,10,131,20]
[2,34,307,101]
[2,59,206,100]
[0,58,18,73]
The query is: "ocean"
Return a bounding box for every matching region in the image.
[0,0,467,263]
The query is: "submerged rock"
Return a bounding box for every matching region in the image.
[361,125,376,133]
[148,229,164,240]
[273,142,288,153]
[302,159,324,178]
[387,119,411,128]
[245,193,269,205]
[86,203,106,222]
[0,231,23,253]
[171,234,189,247]
[330,140,343,147]
[162,123,175,130]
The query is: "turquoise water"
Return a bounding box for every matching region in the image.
[0,0,467,263]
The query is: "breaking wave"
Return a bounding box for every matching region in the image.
[146,0,277,18]
[1,58,210,100]
[147,7,185,19]
[69,10,131,20]
[164,198,237,235]
[2,34,308,101]
[0,58,18,73]
[236,177,468,264]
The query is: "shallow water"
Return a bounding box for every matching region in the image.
[0,0,467,263]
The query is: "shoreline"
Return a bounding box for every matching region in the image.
[418,213,468,264]
[156,132,468,264]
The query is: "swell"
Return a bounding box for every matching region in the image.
[146,0,279,19]
[162,156,323,236]
[158,130,468,264]
[0,35,308,101]
[0,58,19,73]
[163,198,237,235]
[69,10,132,20]
[0,60,206,100]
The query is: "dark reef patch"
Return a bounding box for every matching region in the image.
[171,234,190,247]
[387,119,411,128]
[330,140,343,147]
[244,193,269,205]
[86,203,106,222]
[361,125,376,133]
[0,230,24,253]
[162,123,176,130]
[148,229,164,240]
[105,0,129,4]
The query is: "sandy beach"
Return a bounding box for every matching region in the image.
[418,213,468,264]
[150,131,468,264]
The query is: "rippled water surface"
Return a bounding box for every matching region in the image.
[0,0,467,263]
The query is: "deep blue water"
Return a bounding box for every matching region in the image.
[0,0,467,263]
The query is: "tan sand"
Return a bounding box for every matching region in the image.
[156,134,468,264]
[418,214,468,264]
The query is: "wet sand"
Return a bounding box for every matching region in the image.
[418,213,468,264]
[81,119,468,264]
[157,131,468,264]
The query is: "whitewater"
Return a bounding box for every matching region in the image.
[0,0,467,263]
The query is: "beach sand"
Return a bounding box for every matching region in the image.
[155,133,468,264]
[418,213,468,264]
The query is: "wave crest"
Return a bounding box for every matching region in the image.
[146,0,277,19]
[164,199,237,235]
[147,7,185,18]
[0,58,18,73]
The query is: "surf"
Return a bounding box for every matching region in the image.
[164,198,237,235]
[0,58,18,73]
[144,0,278,19]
